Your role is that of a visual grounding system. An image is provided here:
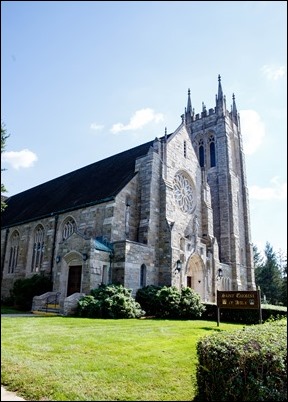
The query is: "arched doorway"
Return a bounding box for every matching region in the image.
[186,254,205,300]
[64,251,83,297]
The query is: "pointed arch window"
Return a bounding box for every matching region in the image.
[31,225,44,272]
[62,217,76,240]
[209,135,216,167]
[140,264,147,288]
[8,231,20,273]
[198,139,205,168]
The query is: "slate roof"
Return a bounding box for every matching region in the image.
[94,239,113,253]
[1,139,156,228]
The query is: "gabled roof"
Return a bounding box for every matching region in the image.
[1,139,155,228]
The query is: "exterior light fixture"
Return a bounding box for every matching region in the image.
[216,268,223,280]
[56,256,61,263]
[176,260,182,273]
[82,253,88,261]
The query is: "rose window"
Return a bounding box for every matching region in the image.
[173,172,195,214]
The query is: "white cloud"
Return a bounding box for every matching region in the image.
[260,64,286,81]
[2,149,38,170]
[90,123,104,131]
[249,176,287,200]
[240,109,265,155]
[110,108,164,134]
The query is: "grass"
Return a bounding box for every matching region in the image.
[1,316,244,401]
[1,306,29,314]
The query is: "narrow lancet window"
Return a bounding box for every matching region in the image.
[8,231,19,274]
[199,139,205,167]
[31,225,44,272]
[140,264,147,287]
[209,136,216,167]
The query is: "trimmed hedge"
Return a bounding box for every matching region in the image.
[201,303,287,324]
[194,318,287,401]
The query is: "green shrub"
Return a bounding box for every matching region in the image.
[10,274,52,311]
[154,286,206,319]
[77,284,145,319]
[135,285,162,316]
[155,286,181,318]
[178,287,206,319]
[77,295,102,318]
[194,318,287,401]
[201,303,287,324]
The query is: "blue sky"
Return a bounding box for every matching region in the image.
[1,1,287,257]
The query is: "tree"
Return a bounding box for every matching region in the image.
[255,242,283,305]
[1,121,9,212]
[279,253,287,306]
[253,243,264,268]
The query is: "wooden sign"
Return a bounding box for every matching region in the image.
[217,291,260,309]
[216,289,262,326]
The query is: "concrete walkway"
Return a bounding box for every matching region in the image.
[1,386,27,401]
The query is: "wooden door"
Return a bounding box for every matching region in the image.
[67,265,82,296]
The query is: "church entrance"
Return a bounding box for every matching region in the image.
[67,265,82,296]
[186,254,205,300]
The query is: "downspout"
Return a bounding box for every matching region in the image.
[109,250,114,284]
[1,228,10,286]
[50,214,59,281]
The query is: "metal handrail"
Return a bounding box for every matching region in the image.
[45,292,61,312]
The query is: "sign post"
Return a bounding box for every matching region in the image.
[216,290,261,326]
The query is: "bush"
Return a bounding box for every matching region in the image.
[136,285,206,319]
[155,286,181,318]
[135,285,162,316]
[178,287,206,319]
[77,284,145,319]
[201,303,287,324]
[194,318,287,401]
[10,274,53,311]
[155,286,206,319]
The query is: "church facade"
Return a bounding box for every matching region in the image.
[1,76,256,307]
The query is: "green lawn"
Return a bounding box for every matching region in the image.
[1,316,244,401]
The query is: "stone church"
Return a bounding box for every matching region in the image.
[1,75,256,311]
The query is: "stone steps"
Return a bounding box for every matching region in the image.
[32,304,62,316]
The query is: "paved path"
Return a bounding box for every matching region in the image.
[1,386,27,401]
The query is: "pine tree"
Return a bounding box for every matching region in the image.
[255,242,283,305]
[1,122,9,212]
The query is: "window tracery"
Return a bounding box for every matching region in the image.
[62,218,76,240]
[8,231,19,273]
[31,225,44,272]
[173,172,195,214]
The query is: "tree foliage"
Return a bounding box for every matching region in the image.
[1,121,9,212]
[255,242,285,305]
[253,244,264,268]
[10,274,53,311]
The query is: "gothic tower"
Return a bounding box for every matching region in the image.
[184,75,255,291]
